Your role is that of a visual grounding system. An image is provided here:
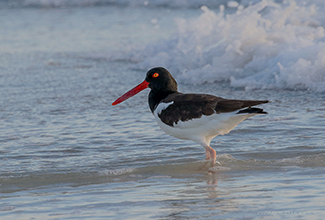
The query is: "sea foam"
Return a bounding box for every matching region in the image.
[20,0,325,91]
[135,0,325,91]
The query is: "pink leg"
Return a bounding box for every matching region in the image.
[204,146,216,167]
[205,148,211,160]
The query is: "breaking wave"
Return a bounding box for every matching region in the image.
[10,0,325,91]
[132,0,325,91]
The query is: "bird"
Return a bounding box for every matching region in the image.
[112,67,268,167]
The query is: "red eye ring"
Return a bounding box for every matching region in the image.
[152,73,159,78]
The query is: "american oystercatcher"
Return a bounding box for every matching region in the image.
[112,67,268,167]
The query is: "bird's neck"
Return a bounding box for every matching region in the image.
[148,90,176,113]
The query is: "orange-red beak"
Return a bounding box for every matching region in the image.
[112,80,149,106]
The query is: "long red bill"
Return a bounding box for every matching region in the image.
[112,80,149,106]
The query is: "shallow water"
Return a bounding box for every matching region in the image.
[1,2,325,220]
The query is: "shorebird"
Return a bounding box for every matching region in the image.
[112,67,268,167]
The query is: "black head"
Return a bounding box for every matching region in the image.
[145,67,178,93]
[112,67,178,109]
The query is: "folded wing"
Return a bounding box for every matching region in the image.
[157,93,268,127]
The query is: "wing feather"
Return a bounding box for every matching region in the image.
[157,93,268,127]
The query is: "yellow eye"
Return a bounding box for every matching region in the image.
[152,72,159,78]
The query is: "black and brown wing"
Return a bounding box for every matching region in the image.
[156,93,268,127]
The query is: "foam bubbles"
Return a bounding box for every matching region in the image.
[99,168,135,176]
[227,1,239,8]
[136,0,325,91]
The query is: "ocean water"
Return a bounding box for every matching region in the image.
[1,0,325,219]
